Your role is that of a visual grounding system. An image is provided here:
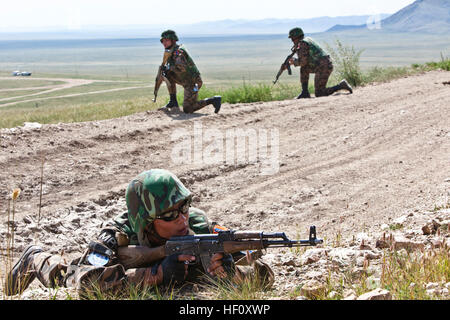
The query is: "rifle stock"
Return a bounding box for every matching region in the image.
[117,245,165,270]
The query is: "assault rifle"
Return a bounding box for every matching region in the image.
[152,65,167,102]
[117,226,323,272]
[273,47,296,85]
[152,49,172,102]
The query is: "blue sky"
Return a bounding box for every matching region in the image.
[0,0,415,31]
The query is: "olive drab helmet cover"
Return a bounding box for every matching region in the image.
[160,30,179,43]
[288,27,305,39]
[126,169,192,235]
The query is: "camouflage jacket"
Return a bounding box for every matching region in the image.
[293,37,330,71]
[164,44,201,86]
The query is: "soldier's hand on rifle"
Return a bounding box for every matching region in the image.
[158,254,195,286]
[207,253,235,279]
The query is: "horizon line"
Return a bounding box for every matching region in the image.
[0,13,391,34]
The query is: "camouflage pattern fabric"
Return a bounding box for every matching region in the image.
[301,56,334,97]
[294,37,329,70]
[160,30,179,42]
[181,80,212,114]
[24,169,273,295]
[28,207,214,296]
[165,44,200,87]
[162,45,212,113]
[293,37,336,97]
[32,252,67,288]
[30,251,127,294]
[124,169,192,245]
[29,207,272,295]
[288,27,304,39]
[108,206,213,247]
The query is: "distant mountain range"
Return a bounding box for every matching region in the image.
[0,15,391,40]
[170,15,392,36]
[1,0,448,40]
[327,0,450,34]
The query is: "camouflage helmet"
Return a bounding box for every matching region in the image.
[126,169,192,235]
[160,30,179,43]
[288,27,304,39]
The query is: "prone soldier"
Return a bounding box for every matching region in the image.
[4,169,274,297]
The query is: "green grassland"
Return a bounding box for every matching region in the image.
[0,31,448,128]
[0,89,46,100]
[0,81,147,107]
[0,79,66,89]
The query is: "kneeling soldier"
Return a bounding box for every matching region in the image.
[287,27,353,99]
[159,30,222,114]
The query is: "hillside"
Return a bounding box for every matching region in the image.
[327,0,450,34]
[383,0,450,33]
[1,70,449,300]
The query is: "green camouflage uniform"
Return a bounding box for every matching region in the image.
[164,44,211,113]
[293,37,335,97]
[26,170,270,296]
[30,207,213,295]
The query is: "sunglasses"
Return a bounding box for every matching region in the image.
[157,200,191,222]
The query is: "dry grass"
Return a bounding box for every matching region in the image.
[1,189,21,299]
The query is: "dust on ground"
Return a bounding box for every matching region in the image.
[0,70,449,299]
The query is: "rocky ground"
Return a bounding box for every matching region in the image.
[0,70,449,299]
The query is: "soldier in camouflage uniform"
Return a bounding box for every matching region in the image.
[286,27,353,99]
[4,169,273,297]
[159,30,222,114]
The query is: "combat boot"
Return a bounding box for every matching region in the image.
[162,94,179,109]
[297,82,311,99]
[253,260,275,289]
[206,96,222,114]
[4,245,43,296]
[339,79,353,94]
[235,259,275,290]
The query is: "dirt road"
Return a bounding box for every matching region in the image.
[0,77,147,107]
[0,77,95,101]
[0,70,449,261]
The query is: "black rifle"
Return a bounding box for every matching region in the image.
[273,48,296,84]
[118,226,323,272]
[152,49,172,102]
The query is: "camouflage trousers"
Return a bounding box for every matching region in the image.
[301,56,335,97]
[166,76,211,113]
[31,251,153,296]
[30,251,274,296]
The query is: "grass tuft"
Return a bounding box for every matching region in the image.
[326,39,365,87]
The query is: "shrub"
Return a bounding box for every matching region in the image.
[325,39,365,87]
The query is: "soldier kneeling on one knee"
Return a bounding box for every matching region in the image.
[286,27,353,99]
[158,30,222,114]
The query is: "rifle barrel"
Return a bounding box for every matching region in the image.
[264,239,323,247]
